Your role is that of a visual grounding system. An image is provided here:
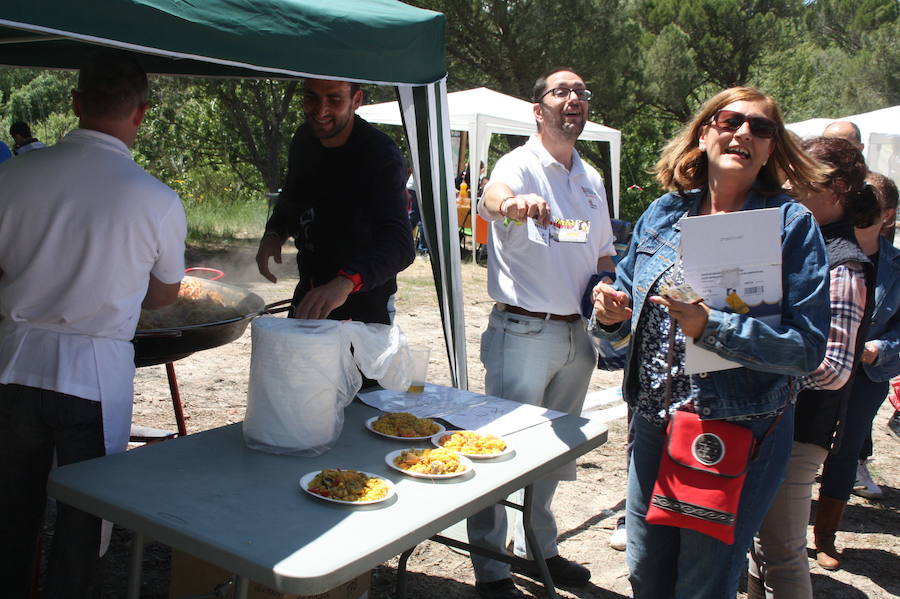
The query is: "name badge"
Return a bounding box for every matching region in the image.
[582,186,601,210]
[527,218,550,246]
[550,217,590,243]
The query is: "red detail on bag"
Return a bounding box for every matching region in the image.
[890,377,900,411]
[645,410,755,544]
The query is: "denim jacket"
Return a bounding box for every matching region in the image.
[862,237,900,382]
[596,189,831,419]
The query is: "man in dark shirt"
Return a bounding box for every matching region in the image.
[256,78,414,324]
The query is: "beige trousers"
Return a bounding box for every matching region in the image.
[749,440,829,599]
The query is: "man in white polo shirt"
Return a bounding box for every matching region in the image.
[467,68,616,599]
[0,51,186,597]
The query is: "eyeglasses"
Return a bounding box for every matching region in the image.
[538,87,593,102]
[709,110,777,139]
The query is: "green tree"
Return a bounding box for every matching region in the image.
[633,0,801,115]
[804,0,899,54]
[205,79,301,193]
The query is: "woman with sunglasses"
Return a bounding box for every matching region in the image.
[590,87,831,598]
[749,137,880,598]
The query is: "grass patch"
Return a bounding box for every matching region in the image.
[184,198,267,244]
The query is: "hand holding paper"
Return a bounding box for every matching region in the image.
[593,283,632,325]
[649,295,711,339]
[503,193,550,225]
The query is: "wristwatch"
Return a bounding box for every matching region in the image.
[337,269,363,293]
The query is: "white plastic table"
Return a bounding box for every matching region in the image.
[47,391,608,598]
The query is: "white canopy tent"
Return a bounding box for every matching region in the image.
[787,105,900,182]
[358,86,622,241]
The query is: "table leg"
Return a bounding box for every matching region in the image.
[521,485,558,598]
[395,546,415,599]
[126,533,144,599]
[234,575,250,599]
[428,485,559,598]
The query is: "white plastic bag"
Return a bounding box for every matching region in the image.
[242,317,413,456]
[342,321,412,391]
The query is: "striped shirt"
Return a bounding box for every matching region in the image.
[799,263,868,391]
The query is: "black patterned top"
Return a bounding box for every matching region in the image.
[634,260,695,427]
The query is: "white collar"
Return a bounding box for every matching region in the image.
[61,129,133,160]
[524,134,584,175]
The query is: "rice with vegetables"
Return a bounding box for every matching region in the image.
[393,448,466,475]
[372,412,440,438]
[307,469,389,502]
[438,431,507,455]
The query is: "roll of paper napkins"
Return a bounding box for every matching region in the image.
[243,318,360,456]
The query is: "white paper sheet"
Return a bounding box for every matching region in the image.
[358,384,568,436]
[678,208,782,374]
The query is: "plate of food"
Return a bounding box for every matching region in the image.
[385,447,473,479]
[300,469,396,505]
[366,412,445,441]
[432,430,513,459]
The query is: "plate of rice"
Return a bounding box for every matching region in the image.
[385,447,472,479]
[366,412,445,440]
[301,469,395,505]
[432,430,512,458]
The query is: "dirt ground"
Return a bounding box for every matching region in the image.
[89,241,897,598]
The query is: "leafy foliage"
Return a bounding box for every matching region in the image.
[0,1,896,231]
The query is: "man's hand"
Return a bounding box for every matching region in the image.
[293,276,354,320]
[256,233,283,283]
[649,295,711,340]
[862,340,880,364]
[501,193,551,226]
[592,282,632,325]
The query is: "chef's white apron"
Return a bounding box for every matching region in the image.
[0,321,136,554]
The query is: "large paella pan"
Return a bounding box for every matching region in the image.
[133,275,289,367]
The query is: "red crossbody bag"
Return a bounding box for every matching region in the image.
[645,321,781,544]
[645,410,754,544]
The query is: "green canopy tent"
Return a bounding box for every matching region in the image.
[0,0,469,388]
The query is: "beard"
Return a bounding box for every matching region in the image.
[540,104,586,140]
[308,109,354,141]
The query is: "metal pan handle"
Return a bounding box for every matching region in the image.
[134,329,183,338]
[262,298,293,315]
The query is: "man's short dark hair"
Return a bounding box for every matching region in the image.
[846,121,862,144]
[9,121,31,138]
[532,67,580,102]
[76,50,149,120]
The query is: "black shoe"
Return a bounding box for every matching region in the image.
[512,554,591,587]
[889,410,900,441]
[475,578,525,599]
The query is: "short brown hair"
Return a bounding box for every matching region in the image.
[532,67,580,102]
[76,50,149,120]
[867,171,899,212]
[655,87,828,195]
[802,136,880,228]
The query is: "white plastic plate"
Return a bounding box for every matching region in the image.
[300,470,396,505]
[384,448,473,479]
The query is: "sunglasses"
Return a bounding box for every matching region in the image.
[709,110,777,139]
[539,87,593,102]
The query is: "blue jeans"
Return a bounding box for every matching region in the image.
[820,371,888,500]
[467,306,595,582]
[626,404,795,599]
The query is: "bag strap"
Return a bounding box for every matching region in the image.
[662,318,678,421]
[749,377,790,461]
[663,313,786,462]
